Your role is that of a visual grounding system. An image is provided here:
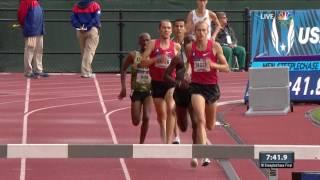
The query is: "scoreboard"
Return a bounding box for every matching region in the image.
[245,55,320,102]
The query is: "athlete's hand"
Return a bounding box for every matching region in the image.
[131,62,138,69]
[118,88,126,100]
[184,73,191,83]
[177,79,189,89]
[180,79,189,89]
[206,59,219,70]
[139,57,148,67]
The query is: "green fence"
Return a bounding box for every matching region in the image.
[2,0,318,73]
[0,8,248,73]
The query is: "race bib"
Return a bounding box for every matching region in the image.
[194,58,210,72]
[136,68,151,84]
[155,54,171,68]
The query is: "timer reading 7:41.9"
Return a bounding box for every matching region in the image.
[265,154,288,161]
[259,151,294,168]
[288,71,320,101]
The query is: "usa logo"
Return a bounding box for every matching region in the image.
[271,11,295,55]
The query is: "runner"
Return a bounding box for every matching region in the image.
[118,33,152,144]
[185,0,221,40]
[164,34,197,146]
[185,21,229,166]
[170,19,186,144]
[140,20,181,144]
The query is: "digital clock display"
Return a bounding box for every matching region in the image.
[259,151,294,168]
[289,71,320,101]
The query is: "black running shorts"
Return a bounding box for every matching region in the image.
[190,83,220,104]
[130,90,151,102]
[151,80,175,98]
[173,87,191,108]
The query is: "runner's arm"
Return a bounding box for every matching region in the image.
[164,55,182,86]
[119,52,134,99]
[185,11,194,35]
[208,43,230,72]
[209,11,221,41]
[140,40,156,67]
[184,43,193,79]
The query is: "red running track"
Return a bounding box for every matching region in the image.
[0,72,318,180]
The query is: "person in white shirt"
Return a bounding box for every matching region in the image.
[185,0,221,41]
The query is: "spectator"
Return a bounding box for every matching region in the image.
[17,0,48,78]
[216,12,246,71]
[71,0,101,78]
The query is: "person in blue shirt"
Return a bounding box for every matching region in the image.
[17,0,48,78]
[71,0,101,78]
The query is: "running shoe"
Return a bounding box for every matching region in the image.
[81,73,95,78]
[34,72,49,77]
[24,72,38,79]
[190,158,198,168]
[201,158,211,166]
[172,136,180,144]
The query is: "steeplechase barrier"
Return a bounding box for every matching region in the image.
[0,144,319,159]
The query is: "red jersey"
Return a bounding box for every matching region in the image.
[188,40,218,84]
[149,39,176,81]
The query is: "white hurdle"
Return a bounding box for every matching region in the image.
[0,144,319,159]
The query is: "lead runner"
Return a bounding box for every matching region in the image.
[185,21,229,166]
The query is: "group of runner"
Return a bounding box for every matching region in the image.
[118,0,230,167]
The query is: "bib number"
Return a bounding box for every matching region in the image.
[194,58,210,72]
[155,55,171,68]
[136,68,151,84]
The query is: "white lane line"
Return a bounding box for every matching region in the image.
[205,99,245,180]
[24,99,118,116]
[94,76,131,180]
[106,107,131,180]
[209,99,263,179]
[20,78,31,180]
[0,89,122,98]
[218,99,244,106]
[17,84,119,180]
[22,84,122,92]
[0,88,128,106]
[0,94,106,104]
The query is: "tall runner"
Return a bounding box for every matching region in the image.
[185,0,221,40]
[140,20,181,144]
[185,21,229,166]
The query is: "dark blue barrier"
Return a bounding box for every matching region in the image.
[244,55,320,103]
[292,172,320,180]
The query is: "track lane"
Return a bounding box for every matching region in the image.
[0,74,26,180]
[23,75,126,180]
